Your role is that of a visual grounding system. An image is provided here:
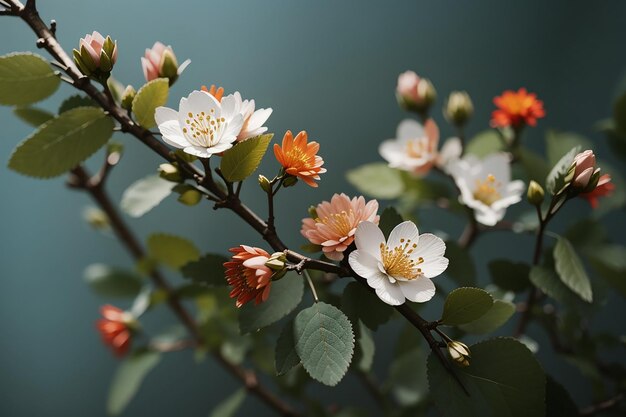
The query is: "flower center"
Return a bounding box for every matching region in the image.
[379,239,423,281]
[405,137,428,158]
[182,110,226,148]
[316,210,354,237]
[285,146,312,170]
[473,174,501,206]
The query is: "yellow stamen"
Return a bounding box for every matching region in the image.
[405,138,428,158]
[473,174,501,206]
[316,210,354,237]
[379,240,424,280]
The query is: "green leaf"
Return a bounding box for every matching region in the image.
[0,52,60,105]
[546,146,580,194]
[8,107,114,178]
[13,106,54,127]
[459,300,515,334]
[545,130,591,166]
[181,253,228,287]
[346,162,404,199]
[294,301,354,386]
[208,388,246,417]
[529,265,591,310]
[341,281,394,331]
[440,287,493,326]
[132,78,169,129]
[239,273,304,334]
[488,260,531,292]
[220,134,273,182]
[146,233,200,270]
[59,94,96,113]
[427,338,546,417]
[588,244,626,298]
[107,351,161,416]
[354,320,375,372]
[517,147,550,183]
[275,319,300,376]
[443,241,476,286]
[553,237,593,302]
[378,206,404,238]
[465,130,504,157]
[385,348,428,406]
[545,376,578,417]
[83,264,143,298]
[120,175,174,217]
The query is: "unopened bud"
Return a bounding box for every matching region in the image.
[444,91,473,127]
[283,175,298,188]
[527,180,545,206]
[396,71,437,116]
[447,341,470,367]
[258,174,272,193]
[159,163,182,182]
[307,205,318,219]
[83,207,110,230]
[177,188,202,206]
[121,85,136,110]
[265,252,287,271]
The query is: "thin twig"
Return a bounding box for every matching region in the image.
[303,270,319,302]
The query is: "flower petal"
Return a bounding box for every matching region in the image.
[349,250,380,279]
[387,221,419,249]
[354,221,385,258]
[399,278,436,302]
[396,119,424,140]
[375,279,405,306]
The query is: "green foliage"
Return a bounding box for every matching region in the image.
[385,347,428,406]
[346,162,404,199]
[465,130,504,157]
[208,388,246,417]
[132,78,169,128]
[341,281,394,331]
[220,134,273,182]
[239,274,304,334]
[545,376,579,417]
[488,260,531,292]
[0,52,60,105]
[275,319,301,376]
[181,253,229,287]
[529,265,592,311]
[294,301,354,386]
[353,321,375,372]
[83,264,143,298]
[545,130,591,166]
[8,107,114,178]
[427,338,546,417]
[553,237,593,302]
[146,233,200,270]
[13,106,53,127]
[59,95,96,113]
[517,147,550,183]
[444,241,476,286]
[588,244,626,298]
[107,351,161,416]
[440,287,493,326]
[545,146,579,195]
[459,300,515,334]
[120,175,174,217]
[378,206,404,238]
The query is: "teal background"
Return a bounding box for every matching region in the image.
[1,0,625,416]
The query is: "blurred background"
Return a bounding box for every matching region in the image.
[1,0,625,416]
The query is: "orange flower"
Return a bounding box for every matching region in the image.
[201,84,224,102]
[96,305,133,357]
[274,130,326,187]
[490,88,545,128]
[580,174,614,209]
[225,245,273,308]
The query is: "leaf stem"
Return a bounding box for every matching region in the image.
[303,270,319,302]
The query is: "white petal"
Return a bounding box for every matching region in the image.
[387,221,419,249]
[482,153,511,183]
[491,180,524,210]
[366,270,391,290]
[208,141,234,154]
[177,59,191,75]
[379,140,406,166]
[349,251,381,279]
[396,119,424,140]
[400,278,436,302]
[354,221,385,258]
[183,146,214,158]
[474,207,501,226]
[247,108,272,130]
[223,114,244,139]
[375,280,406,306]
[220,94,237,120]
[421,256,449,279]
[159,120,190,149]
[155,106,178,125]
[180,90,220,119]
[415,233,446,259]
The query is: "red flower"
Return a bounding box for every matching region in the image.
[224,245,274,308]
[580,174,615,209]
[490,88,545,128]
[96,305,133,357]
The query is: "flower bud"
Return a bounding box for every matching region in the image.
[178,188,202,206]
[159,163,182,182]
[73,31,117,82]
[307,205,318,219]
[121,85,136,110]
[258,174,272,193]
[444,91,473,127]
[282,175,298,188]
[83,207,110,230]
[396,71,437,116]
[447,341,471,367]
[527,180,545,206]
[265,252,287,272]
[571,150,598,189]
[141,42,191,86]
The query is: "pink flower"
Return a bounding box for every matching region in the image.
[396,71,436,112]
[301,193,379,261]
[397,71,422,103]
[224,245,273,308]
[572,150,598,188]
[570,150,615,208]
[74,32,117,77]
[96,305,133,357]
[80,31,113,67]
[142,42,190,84]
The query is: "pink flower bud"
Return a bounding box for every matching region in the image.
[396,71,436,114]
[80,31,105,66]
[572,150,599,188]
[141,42,190,84]
[397,70,421,102]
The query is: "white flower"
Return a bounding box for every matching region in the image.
[155,90,244,158]
[226,91,273,141]
[448,153,525,226]
[348,221,448,306]
[436,137,462,172]
[379,119,439,176]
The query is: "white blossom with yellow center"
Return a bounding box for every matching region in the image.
[348,221,448,306]
[379,119,439,175]
[155,90,244,158]
[448,153,525,226]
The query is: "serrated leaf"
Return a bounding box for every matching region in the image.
[465,130,504,157]
[209,388,246,417]
[459,300,515,334]
[294,302,354,386]
[181,253,228,287]
[440,287,493,326]
[147,233,200,270]
[428,338,545,417]
[107,351,161,416]
[354,321,375,373]
[443,241,476,286]
[59,94,96,113]
[341,281,393,331]
[220,134,273,182]
[8,107,114,178]
[120,175,174,217]
[546,146,580,194]
[275,319,300,376]
[239,273,304,334]
[83,264,143,298]
[545,130,591,166]
[378,206,404,238]
[488,260,531,292]
[13,106,54,127]
[553,237,593,302]
[0,52,60,105]
[346,162,404,199]
[132,78,169,129]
